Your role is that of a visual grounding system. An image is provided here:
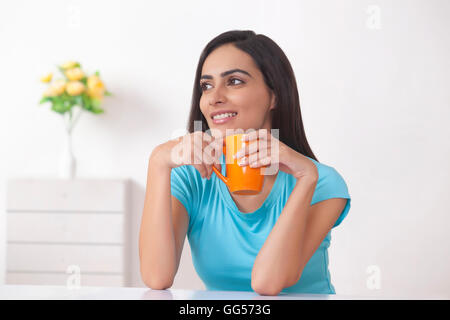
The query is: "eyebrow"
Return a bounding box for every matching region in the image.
[200,68,252,80]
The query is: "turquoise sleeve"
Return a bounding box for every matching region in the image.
[311,166,351,228]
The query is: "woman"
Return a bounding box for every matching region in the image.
[139,30,351,296]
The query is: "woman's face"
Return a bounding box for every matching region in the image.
[199,43,276,138]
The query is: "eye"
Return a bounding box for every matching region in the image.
[199,78,244,91]
[200,82,212,91]
[229,77,244,85]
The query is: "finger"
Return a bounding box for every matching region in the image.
[237,155,248,167]
[204,164,211,179]
[212,146,223,168]
[192,135,215,165]
[260,161,279,176]
[212,136,225,148]
[236,132,272,159]
[195,132,209,159]
[241,130,258,142]
[203,163,211,179]
[248,148,266,166]
[257,145,271,163]
[198,160,210,179]
[235,142,271,161]
[241,129,271,142]
[249,155,272,168]
[238,146,271,167]
[202,137,221,163]
[207,159,223,179]
[193,148,207,175]
[202,134,222,179]
[193,131,204,149]
[210,146,224,178]
[234,141,257,159]
[194,164,207,178]
[213,162,222,172]
[198,144,215,179]
[208,144,223,179]
[193,147,206,175]
[202,146,216,166]
[191,134,204,165]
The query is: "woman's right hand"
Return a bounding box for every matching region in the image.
[150,132,223,180]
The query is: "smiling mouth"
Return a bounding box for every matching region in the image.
[211,112,238,124]
[211,112,238,120]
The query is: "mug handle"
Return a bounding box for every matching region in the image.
[211,144,230,186]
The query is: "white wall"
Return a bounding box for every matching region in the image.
[0,0,449,299]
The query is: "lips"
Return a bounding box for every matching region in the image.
[210,110,238,124]
[210,110,238,119]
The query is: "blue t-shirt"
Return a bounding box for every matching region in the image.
[170,154,351,294]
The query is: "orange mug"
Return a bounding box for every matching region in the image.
[212,133,265,195]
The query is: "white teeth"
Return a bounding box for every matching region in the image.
[213,112,237,120]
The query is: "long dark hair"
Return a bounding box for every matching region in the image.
[188,30,318,162]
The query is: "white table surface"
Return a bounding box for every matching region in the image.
[0,285,410,300]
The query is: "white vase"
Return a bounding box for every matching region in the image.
[59,130,76,179]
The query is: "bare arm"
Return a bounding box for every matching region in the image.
[236,130,348,295]
[251,177,346,295]
[139,143,189,289]
[139,133,220,289]
[250,147,346,295]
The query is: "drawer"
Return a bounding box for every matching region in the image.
[7,243,124,273]
[7,212,124,244]
[6,272,124,287]
[7,179,128,212]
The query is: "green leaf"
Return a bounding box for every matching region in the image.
[95,70,100,76]
[91,107,104,114]
[81,93,92,111]
[52,95,62,105]
[104,90,112,96]
[91,98,101,109]
[90,98,104,114]
[39,96,52,104]
[57,62,81,74]
[51,94,74,114]
[74,95,83,106]
[51,101,66,114]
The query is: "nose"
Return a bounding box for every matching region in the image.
[208,85,226,106]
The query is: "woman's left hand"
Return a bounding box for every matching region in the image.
[234,129,318,180]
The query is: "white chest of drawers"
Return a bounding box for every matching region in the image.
[6,179,130,287]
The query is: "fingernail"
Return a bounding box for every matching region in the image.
[238,157,247,166]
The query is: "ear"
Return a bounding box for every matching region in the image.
[269,91,277,110]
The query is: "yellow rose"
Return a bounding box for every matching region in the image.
[65,68,84,81]
[61,61,78,69]
[88,88,105,100]
[40,72,53,83]
[87,75,104,90]
[43,79,66,97]
[43,87,55,97]
[66,81,86,96]
[87,75,105,100]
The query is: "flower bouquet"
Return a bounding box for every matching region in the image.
[39,61,112,178]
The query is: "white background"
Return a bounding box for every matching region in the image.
[0,0,449,299]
